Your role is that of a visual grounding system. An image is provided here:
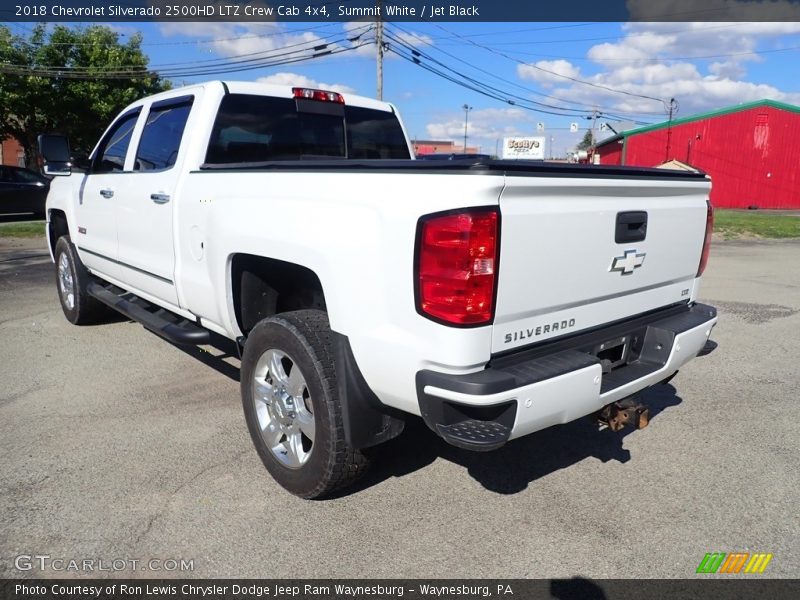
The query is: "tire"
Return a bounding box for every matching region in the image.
[241,310,371,499]
[54,235,109,325]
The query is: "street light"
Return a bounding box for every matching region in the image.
[462,104,472,152]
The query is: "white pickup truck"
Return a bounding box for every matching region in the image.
[38,81,717,498]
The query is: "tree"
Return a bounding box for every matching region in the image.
[0,24,171,164]
[576,129,594,151]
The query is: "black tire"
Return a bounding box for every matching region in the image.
[241,310,370,499]
[54,235,109,325]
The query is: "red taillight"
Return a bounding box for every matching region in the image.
[292,87,345,104]
[416,208,499,326]
[697,200,714,277]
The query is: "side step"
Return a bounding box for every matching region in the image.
[436,420,511,452]
[87,281,210,346]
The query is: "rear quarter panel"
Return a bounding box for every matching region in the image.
[175,170,505,414]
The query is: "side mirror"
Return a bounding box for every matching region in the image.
[37,134,72,176]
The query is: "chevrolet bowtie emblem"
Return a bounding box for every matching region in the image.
[610,249,646,275]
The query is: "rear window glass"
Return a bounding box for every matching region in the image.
[205,94,410,164]
[345,105,411,159]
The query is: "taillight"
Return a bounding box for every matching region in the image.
[697,200,714,276]
[416,208,499,326]
[292,87,345,104]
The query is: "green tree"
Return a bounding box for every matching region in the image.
[576,129,594,151]
[0,24,170,164]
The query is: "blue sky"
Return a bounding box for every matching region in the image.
[15,20,800,157]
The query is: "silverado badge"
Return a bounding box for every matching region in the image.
[610,249,646,275]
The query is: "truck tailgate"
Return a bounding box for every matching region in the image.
[493,175,711,354]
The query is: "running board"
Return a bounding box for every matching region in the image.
[87,281,210,346]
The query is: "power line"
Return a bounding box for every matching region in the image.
[1,22,346,47]
[388,24,595,111]
[0,42,369,79]
[0,25,373,79]
[495,44,800,62]
[418,22,602,41]
[386,35,641,122]
[385,33,589,117]
[388,23,662,119]
[1,25,372,72]
[432,23,751,47]
[433,24,669,110]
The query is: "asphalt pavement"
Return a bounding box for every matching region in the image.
[1,236,798,579]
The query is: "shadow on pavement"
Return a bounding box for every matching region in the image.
[339,383,682,497]
[551,577,608,600]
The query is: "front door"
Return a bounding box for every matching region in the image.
[74,108,142,280]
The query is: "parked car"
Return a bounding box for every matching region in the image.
[0,165,49,217]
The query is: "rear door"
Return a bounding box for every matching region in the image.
[492,173,711,354]
[115,95,194,306]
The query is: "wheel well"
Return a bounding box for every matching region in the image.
[48,210,69,256]
[231,254,326,335]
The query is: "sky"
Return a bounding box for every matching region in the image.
[9,19,800,157]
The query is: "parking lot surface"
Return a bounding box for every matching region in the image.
[1,235,798,578]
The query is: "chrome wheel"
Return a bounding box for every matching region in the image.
[58,251,75,310]
[252,349,315,469]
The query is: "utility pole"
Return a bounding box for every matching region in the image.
[375,4,383,100]
[665,97,677,162]
[590,107,599,147]
[463,104,472,152]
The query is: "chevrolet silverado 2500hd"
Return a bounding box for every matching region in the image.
[38,81,718,498]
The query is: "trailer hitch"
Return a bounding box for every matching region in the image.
[594,396,649,432]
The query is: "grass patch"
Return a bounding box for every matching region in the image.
[0,221,47,238]
[714,210,800,239]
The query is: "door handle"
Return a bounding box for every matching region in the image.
[615,211,648,243]
[150,193,170,204]
[99,189,114,199]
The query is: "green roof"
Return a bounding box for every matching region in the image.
[595,99,800,148]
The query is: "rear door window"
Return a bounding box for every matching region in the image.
[134,97,194,171]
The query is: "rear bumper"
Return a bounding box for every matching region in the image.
[416,302,718,451]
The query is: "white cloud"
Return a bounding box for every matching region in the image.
[516,22,800,119]
[424,108,535,153]
[708,61,746,79]
[517,60,582,86]
[255,73,356,94]
[157,21,373,63]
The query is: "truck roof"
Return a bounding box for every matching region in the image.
[126,80,396,113]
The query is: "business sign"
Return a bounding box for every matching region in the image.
[502,137,546,160]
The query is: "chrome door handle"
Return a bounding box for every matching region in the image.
[99,189,114,198]
[150,193,170,204]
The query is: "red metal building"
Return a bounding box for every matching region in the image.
[594,99,800,209]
